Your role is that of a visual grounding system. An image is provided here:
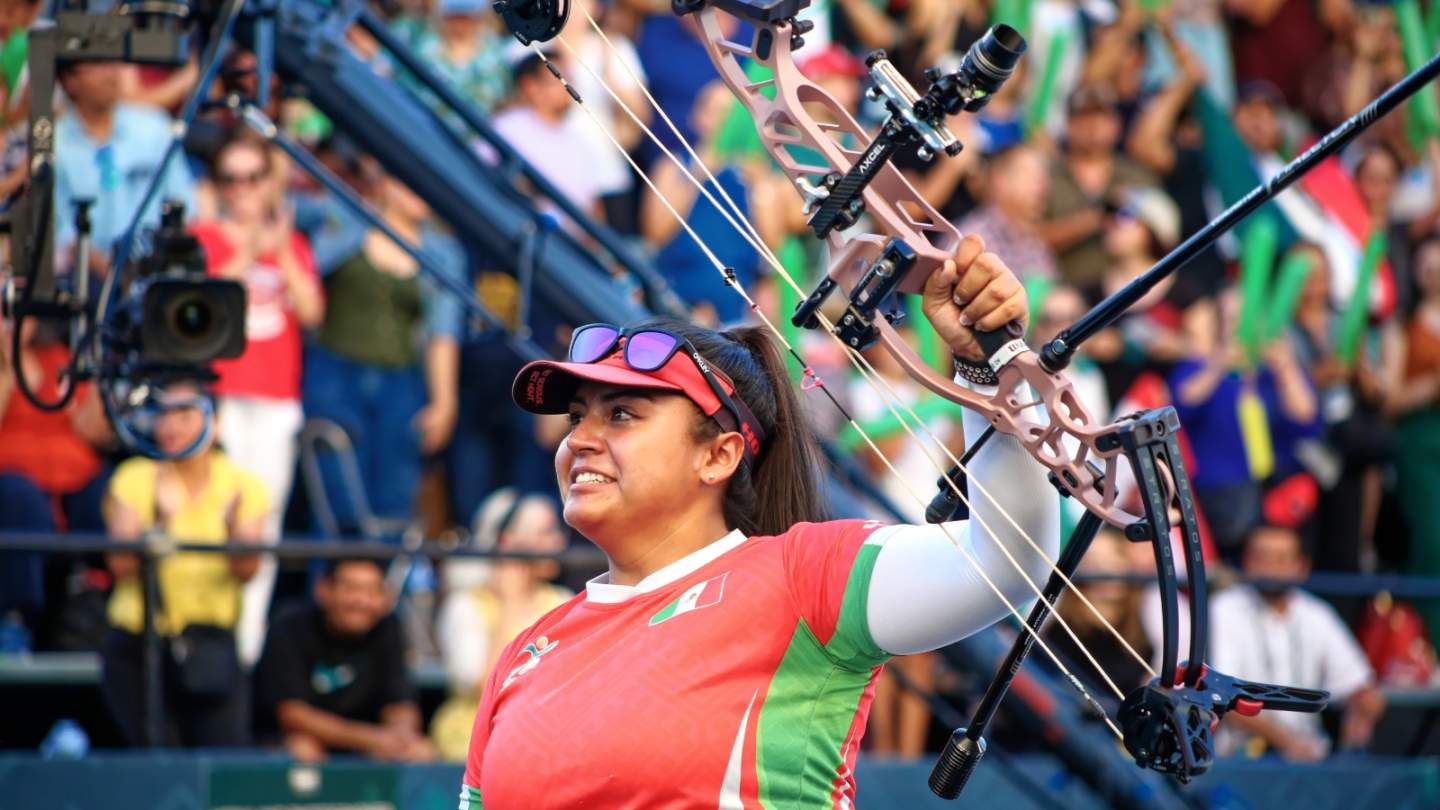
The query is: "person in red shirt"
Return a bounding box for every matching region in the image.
[460,237,1060,808]
[191,132,324,664]
[0,317,112,650]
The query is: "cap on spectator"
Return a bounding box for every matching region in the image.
[1118,186,1181,250]
[1236,79,1284,108]
[798,45,867,81]
[439,0,487,15]
[1066,84,1117,116]
[1262,472,1319,529]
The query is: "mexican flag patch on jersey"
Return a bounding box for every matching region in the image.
[649,573,728,626]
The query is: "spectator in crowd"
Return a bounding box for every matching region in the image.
[1393,237,1440,647]
[0,318,111,652]
[397,0,512,114]
[1336,6,1413,166]
[303,173,464,534]
[53,61,194,261]
[1170,288,1321,559]
[100,382,266,747]
[1353,140,1440,317]
[1092,186,1187,400]
[255,557,435,763]
[0,0,42,197]
[1126,29,1229,302]
[1230,80,1354,278]
[1226,0,1350,112]
[558,2,650,233]
[955,143,1057,283]
[1082,4,1152,137]
[1143,0,1233,109]
[1209,523,1386,760]
[192,133,325,664]
[630,6,739,172]
[431,489,571,760]
[1286,240,1401,593]
[491,50,610,228]
[1039,84,1158,294]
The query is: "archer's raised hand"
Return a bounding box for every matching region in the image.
[921,234,1028,362]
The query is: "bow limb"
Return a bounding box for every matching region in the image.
[543,5,1159,697]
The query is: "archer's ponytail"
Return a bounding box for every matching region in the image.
[631,317,829,536]
[726,326,829,534]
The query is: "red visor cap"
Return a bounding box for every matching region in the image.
[512,346,731,417]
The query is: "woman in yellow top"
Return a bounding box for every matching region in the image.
[100,382,269,747]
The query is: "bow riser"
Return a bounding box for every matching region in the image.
[691,9,959,291]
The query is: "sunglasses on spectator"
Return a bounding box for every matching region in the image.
[568,324,766,466]
[217,169,267,187]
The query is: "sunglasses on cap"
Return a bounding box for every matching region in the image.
[568,324,766,467]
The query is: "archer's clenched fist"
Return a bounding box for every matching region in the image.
[920,234,1028,362]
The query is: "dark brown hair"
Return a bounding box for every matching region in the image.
[631,317,830,536]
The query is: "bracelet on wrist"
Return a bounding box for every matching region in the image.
[952,353,999,386]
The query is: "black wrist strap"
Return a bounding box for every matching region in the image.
[951,354,999,386]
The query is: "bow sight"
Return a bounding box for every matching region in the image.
[802,25,1025,237]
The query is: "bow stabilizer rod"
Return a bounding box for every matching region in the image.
[1042,48,1440,372]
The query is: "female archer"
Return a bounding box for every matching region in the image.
[460,235,1058,808]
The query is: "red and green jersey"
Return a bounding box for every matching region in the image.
[460,519,894,809]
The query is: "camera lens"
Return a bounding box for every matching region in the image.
[169,294,214,341]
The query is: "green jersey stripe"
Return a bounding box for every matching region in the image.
[827,541,888,670]
[754,622,875,808]
[458,784,482,809]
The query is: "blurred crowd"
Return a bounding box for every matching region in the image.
[1,0,1439,766]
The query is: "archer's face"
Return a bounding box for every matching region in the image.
[557,383,712,545]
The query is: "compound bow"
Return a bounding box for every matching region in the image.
[491,0,1439,797]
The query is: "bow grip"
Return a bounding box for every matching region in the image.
[929,728,986,799]
[971,319,1026,361]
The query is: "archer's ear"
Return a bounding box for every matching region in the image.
[701,431,746,486]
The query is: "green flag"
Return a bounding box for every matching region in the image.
[1337,229,1387,368]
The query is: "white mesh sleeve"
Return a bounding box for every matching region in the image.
[865,401,1060,655]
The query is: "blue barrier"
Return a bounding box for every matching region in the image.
[0,753,1434,809]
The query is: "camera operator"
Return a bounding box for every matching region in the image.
[54,60,193,268]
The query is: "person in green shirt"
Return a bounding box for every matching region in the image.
[302,173,466,534]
